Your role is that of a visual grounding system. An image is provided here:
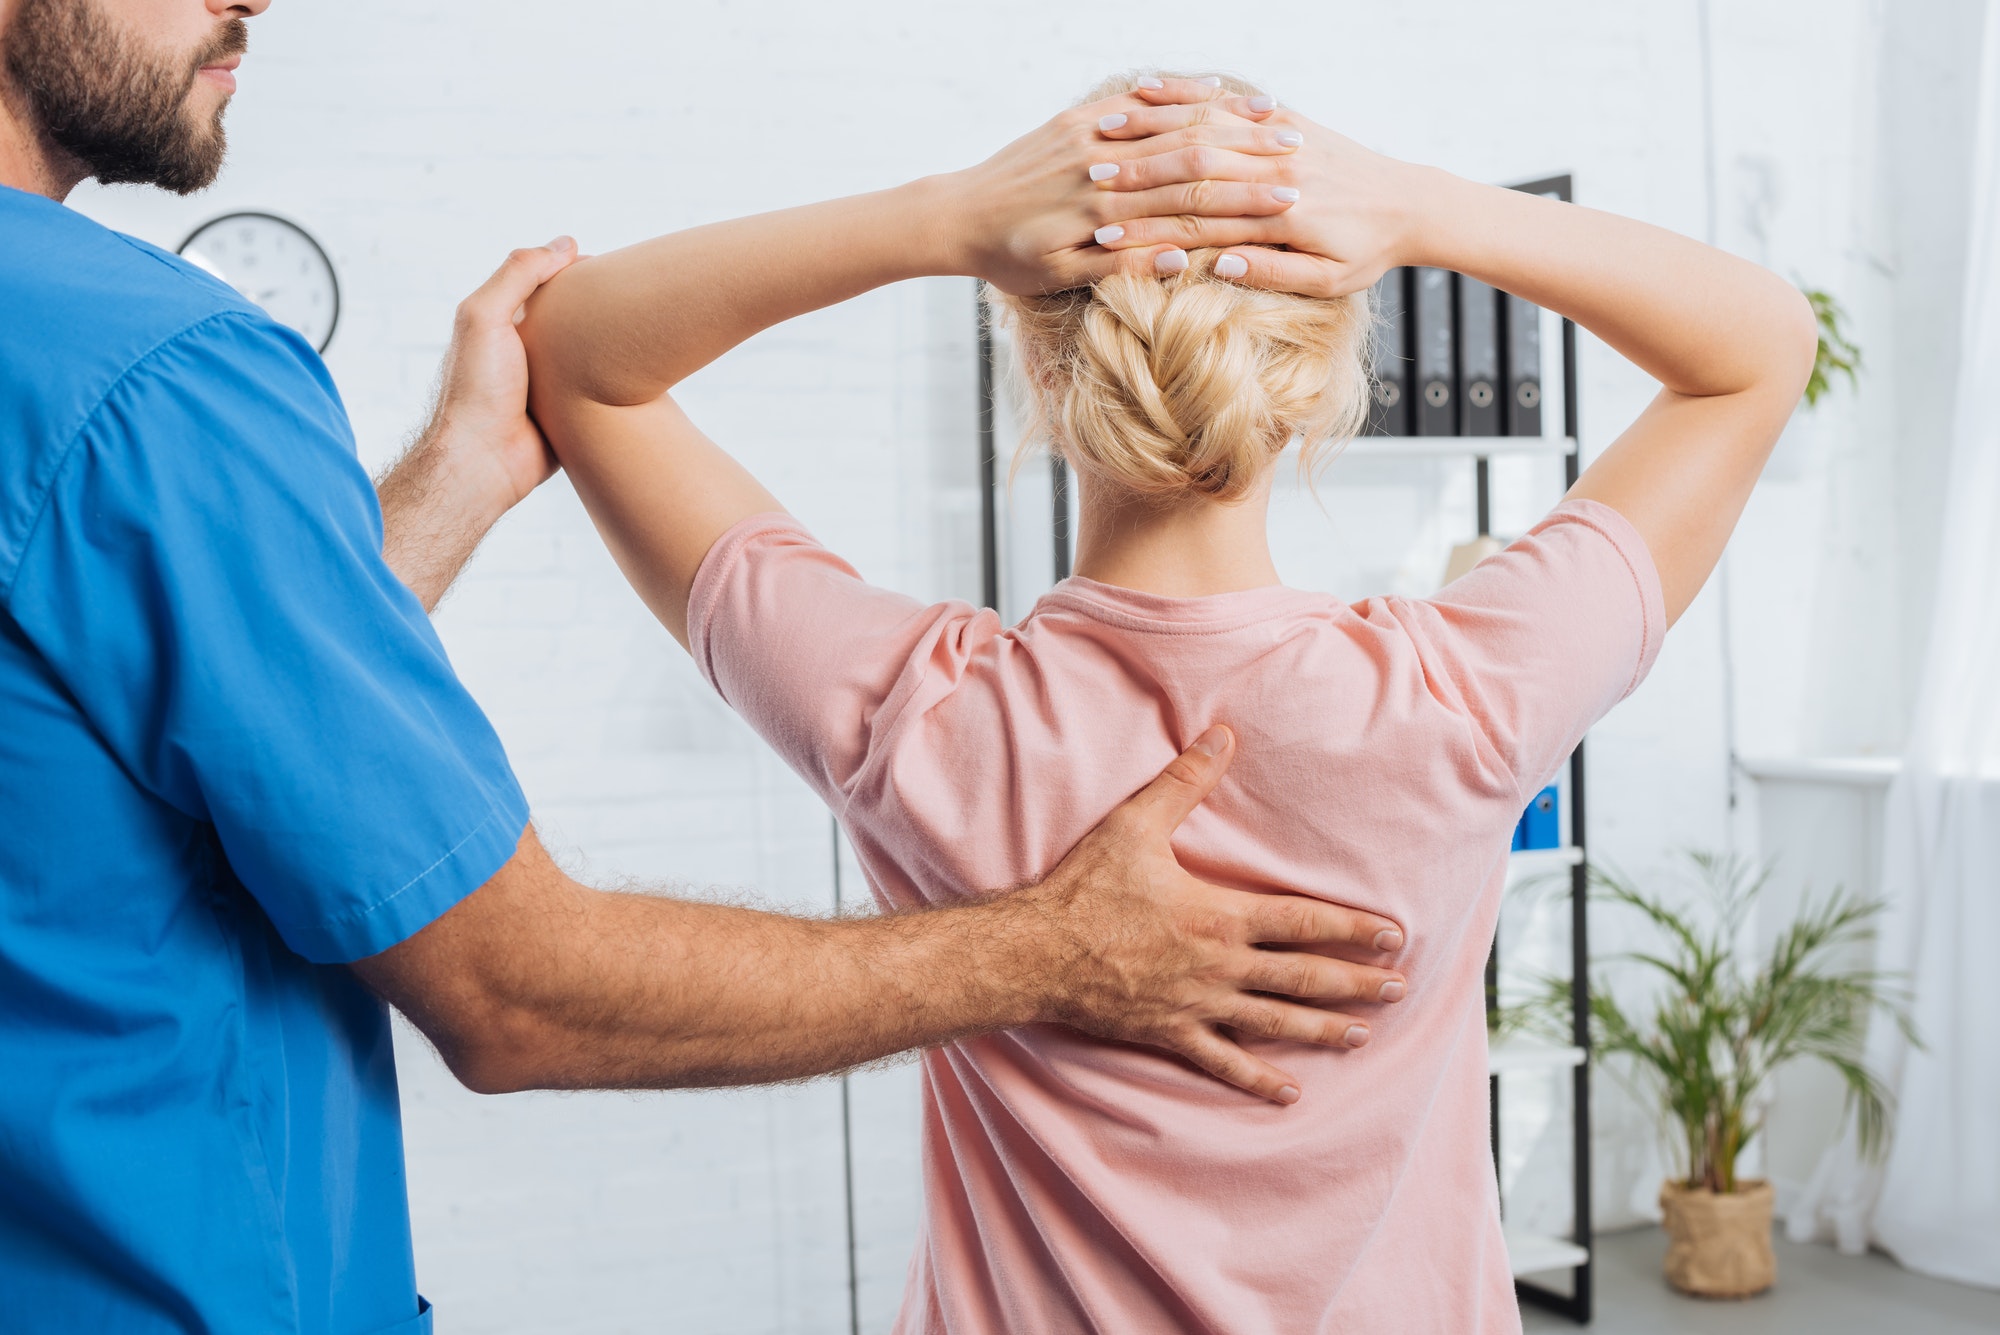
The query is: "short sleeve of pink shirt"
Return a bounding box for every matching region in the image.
[1395,497,1666,799]
[687,516,994,804]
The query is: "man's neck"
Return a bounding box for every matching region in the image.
[1070,471,1284,598]
[0,89,85,200]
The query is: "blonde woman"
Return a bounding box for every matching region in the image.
[521,75,1813,1335]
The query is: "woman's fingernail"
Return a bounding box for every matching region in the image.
[1089,162,1121,182]
[547,235,575,251]
[1272,186,1301,203]
[1099,112,1128,132]
[1380,980,1406,1003]
[1374,929,1404,952]
[1094,224,1125,246]
[1199,76,1223,87]
[1136,76,1164,90]
[1344,1025,1372,1047]
[1276,129,1304,147]
[1214,253,1248,279]
[1248,95,1278,112]
[1277,1084,1302,1105]
[1191,724,1227,755]
[1154,248,1190,275]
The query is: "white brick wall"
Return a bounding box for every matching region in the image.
[71,0,1952,1327]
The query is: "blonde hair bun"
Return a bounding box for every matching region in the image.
[995,246,1370,504]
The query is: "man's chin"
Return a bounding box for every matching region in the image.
[183,79,234,126]
[160,102,230,195]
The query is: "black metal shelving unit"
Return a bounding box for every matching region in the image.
[1494,173,1593,1327]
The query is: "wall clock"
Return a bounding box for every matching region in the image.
[178,211,341,353]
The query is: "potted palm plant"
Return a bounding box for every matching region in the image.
[1544,853,1913,1299]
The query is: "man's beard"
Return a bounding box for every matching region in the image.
[3,0,248,195]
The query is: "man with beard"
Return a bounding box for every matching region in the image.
[0,2,1412,1331]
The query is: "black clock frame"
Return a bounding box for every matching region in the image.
[177,210,341,354]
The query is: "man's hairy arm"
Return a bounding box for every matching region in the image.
[356,829,1046,1091]
[352,729,1409,1104]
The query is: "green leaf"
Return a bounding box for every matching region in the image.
[1801,285,1862,408]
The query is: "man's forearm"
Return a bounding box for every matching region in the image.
[364,832,1052,1093]
[526,892,1046,1090]
[375,424,511,613]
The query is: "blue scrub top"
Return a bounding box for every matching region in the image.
[0,185,529,1332]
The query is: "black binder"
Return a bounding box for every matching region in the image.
[1367,268,1411,436]
[1457,275,1501,436]
[1412,266,1455,436]
[1503,291,1543,436]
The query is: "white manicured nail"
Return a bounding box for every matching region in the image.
[1153,248,1189,275]
[1089,162,1120,182]
[1136,76,1164,90]
[1214,253,1248,278]
[1199,76,1222,87]
[1099,112,1128,132]
[1276,129,1304,147]
[1095,224,1125,246]
[1272,186,1301,203]
[1248,95,1278,112]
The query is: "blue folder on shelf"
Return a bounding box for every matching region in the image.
[1513,784,1561,851]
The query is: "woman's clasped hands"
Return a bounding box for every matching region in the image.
[940,74,1421,300]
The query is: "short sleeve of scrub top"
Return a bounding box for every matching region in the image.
[4,310,528,962]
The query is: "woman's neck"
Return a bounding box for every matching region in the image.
[1069,472,1283,597]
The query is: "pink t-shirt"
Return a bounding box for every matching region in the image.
[689,498,1664,1334]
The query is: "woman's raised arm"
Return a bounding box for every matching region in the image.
[517,79,1306,644]
[1094,98,1818,626]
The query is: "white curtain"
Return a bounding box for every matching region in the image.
[1786,0,2000,1288]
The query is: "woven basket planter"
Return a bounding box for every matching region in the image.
[1659,1178,1777,1298]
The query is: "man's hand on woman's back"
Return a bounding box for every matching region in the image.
[1016,725,1408,1104]
[352,727,1407,1106]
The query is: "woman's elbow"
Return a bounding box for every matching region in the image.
[1775,282,1821,401]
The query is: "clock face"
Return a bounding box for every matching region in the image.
[178,212,340,353]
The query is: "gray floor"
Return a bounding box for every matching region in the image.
[1520,1227,2000,1333]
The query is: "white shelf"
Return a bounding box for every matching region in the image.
[1505,845,1584,885]
[1504,1226,1591,1277]
[1340,435,1578,459]
[1739,754,1901,787]
[1488,1037,1586,1076]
